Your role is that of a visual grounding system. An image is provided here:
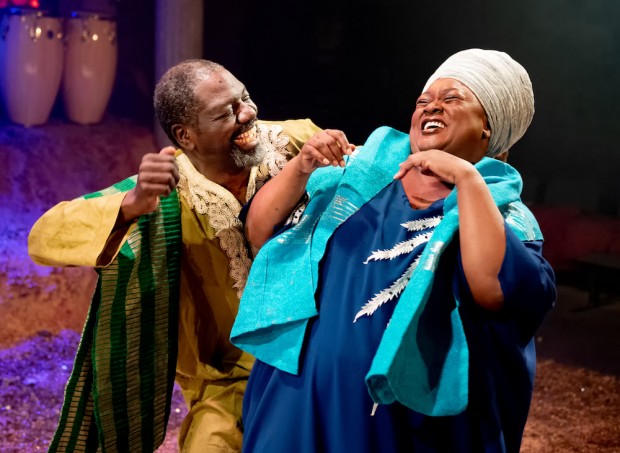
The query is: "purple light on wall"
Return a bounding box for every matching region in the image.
[0,0,41,9]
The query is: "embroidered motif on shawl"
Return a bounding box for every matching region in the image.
[176,123,292,298]
[355,215,443,322]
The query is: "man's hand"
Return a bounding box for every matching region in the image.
[297,129,355,174]
[119,147,180,225]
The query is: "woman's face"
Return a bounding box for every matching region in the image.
[409,78,491,163]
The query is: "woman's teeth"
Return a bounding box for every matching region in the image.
[424,121,445,131]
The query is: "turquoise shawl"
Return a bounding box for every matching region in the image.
[231,126,542,416]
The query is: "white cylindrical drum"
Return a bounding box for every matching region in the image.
[62,15,117,124]
[0,11,63,127]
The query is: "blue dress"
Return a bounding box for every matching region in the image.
[241,180,555,453]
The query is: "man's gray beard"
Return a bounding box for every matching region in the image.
[230,140,268,169]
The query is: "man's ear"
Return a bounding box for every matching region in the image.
[173,124,195,150]
[494,150,509,162]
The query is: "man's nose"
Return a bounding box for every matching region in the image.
[237,102,257,124]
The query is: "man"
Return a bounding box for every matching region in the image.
[28,59,322,452]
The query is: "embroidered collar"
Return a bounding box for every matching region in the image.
[175,123,293,297]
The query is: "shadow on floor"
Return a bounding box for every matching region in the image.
[536,283,620,377]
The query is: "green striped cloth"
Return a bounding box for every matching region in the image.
[48,176,182,452]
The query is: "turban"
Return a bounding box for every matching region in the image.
[423,49,534,157]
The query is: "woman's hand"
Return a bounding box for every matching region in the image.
[296,129,355,174]
[394,149,478,187]
[394,149,481,209]
[396,149,506,310]
[246,129,354,251]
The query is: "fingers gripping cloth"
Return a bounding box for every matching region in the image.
[423,48,535,157]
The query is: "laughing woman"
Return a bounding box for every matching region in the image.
[232,49,556,453]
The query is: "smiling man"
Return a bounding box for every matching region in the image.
[28,59,323,452]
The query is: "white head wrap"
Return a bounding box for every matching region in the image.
[423,48,534,157]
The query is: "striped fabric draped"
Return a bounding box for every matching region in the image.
[49,176,182,452]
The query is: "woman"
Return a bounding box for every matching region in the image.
[231,49,556,452]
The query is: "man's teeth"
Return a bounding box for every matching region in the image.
[235,126,257,144]
[423,121,445,131]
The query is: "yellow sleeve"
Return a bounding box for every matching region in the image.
[259,118,322,156]
[28,191,137,268]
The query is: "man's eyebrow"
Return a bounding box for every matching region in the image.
[211,87,249,111]
[211,98,234,110]
[206,85,250,116]
[209,97,238,115]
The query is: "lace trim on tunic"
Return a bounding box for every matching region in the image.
[176,123,293,298]
[283,193,310,228]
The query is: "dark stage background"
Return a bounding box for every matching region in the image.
[106,0,620,214]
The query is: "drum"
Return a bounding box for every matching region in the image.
[0,10,63,127]
[62,14,117,124]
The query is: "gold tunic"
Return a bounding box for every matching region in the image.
[28,119,321,452]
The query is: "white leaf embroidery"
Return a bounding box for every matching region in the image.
[401,216,442,232]
[364,231,433,264]
[354,257,420,322]
[355,212,443,321]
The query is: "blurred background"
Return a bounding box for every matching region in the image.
[2,0,620,213]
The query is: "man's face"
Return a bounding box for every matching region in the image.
[409,78,490,163]
[189,69,263,168]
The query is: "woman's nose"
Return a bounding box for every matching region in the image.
[424,100,443,114]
